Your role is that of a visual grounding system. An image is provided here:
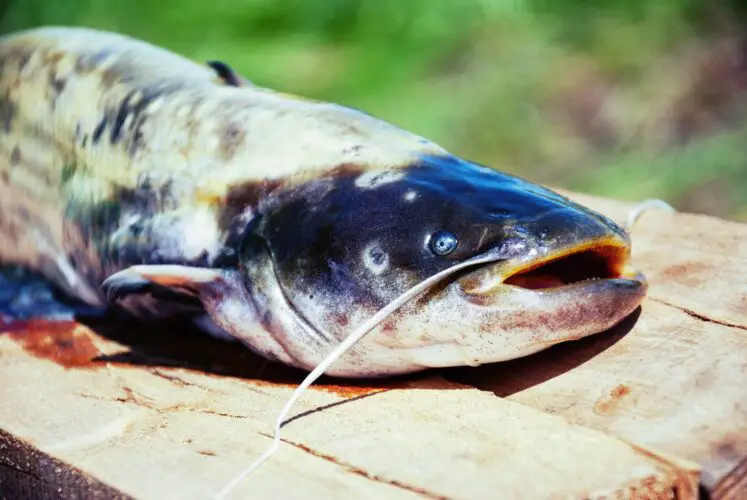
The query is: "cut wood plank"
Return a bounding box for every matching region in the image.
[0,429,130,500]
[449,300,746,493]
[0,319,698,499]
[449,191,747,497]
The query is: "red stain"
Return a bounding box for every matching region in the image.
[3,318,103,369]
[247,376,396,398]
[315,383,390,398]
[0,315,411,397]
[658,261,710,287]
[593,383,633,415]
[610,383,631,399]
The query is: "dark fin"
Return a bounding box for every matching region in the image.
[100,267,154,302]
[102,265,222,298]
[101,265,224,322]
[101,266,258,340]
[108,289,205,323]
[207,60,252,87]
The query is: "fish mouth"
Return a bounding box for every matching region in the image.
[458,237,646,297]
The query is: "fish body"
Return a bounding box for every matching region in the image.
[0,27,646,377]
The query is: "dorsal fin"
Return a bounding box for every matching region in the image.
[206,60,251,87]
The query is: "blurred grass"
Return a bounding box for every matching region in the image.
[2,0,746,220]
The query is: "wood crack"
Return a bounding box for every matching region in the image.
[649,296,747,331]
[264,433,446,499]
[148,368,208,389]
[77,389,250,419]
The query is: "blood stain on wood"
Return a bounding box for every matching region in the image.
[658,261,710,287]
[2,319,102,369]
[315,384,389,398]
[248,377,394,399]
[593,383,632,416]
[0,315,405,397]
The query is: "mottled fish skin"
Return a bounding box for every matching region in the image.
[0,27,445,293]
[0,27,647,377]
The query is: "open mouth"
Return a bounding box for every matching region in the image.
[503,244,630,290]
[460,240,640,294]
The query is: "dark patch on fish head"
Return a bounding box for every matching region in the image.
[236,154,646,375]
[225,179,286,208]
[244,158,561,317]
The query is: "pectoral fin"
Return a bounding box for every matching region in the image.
[100,265,226,322]
[102,265,223,301]
[101,266,259,343]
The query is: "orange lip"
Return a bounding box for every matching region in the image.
[462,236,643,294]
[505,236,629,278]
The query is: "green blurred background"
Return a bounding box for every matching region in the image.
[2,0,747,221]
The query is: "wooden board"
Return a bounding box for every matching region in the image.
[448,190,747,498]
[1,190,745,499]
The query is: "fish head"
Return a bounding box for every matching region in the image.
[238,155,646,377]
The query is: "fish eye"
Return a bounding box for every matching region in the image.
[428,230,459,256]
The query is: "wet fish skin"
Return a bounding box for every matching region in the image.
[0,27,646,377]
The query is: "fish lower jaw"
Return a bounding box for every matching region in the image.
[410,286,645,371]
[500,273,647,295]
[460,274,647,310]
